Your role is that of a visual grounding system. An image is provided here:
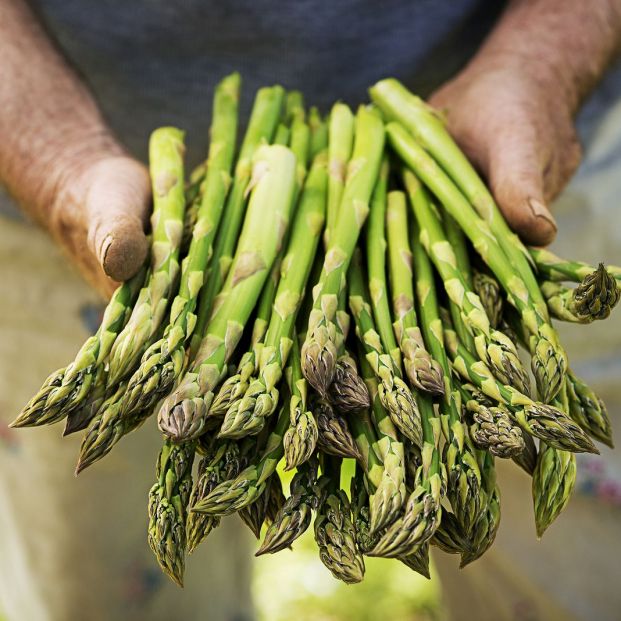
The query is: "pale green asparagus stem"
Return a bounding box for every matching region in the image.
[444,329,597,454]
[107,127,187,386]
[12,262,146,428]
[386,190,444,394]
[530,247,621,283]
[120,73,240,422]
[157,145,296,442]
[348,250,422,447]
[403,169,531,397]
[218,151,327,437]
[391,124,566,403]
[189,86,285,356]
[410,216,483,536]
[309,106,328,158]
[326,102,355,246]
[301,106,385,394]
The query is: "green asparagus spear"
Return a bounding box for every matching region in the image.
[410,214,483,536]
[391,125,566,403]
[302,106,385,394]
[444,329,597,454]
[348,250,422,446]
[157,144,296,442]
[147,439,195,586]
[385,190,444,394]
[192,404,289,515]
[403,169,530,396]
[283,335,319,469]
[314,458,365,584]
[12,263,146,428]
[326,102,355,246]
[218,151,327,438]
[107,127,188,386]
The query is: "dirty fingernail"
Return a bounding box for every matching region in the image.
[528,197,557,231]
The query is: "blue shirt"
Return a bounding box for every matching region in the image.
[34,0,502,164]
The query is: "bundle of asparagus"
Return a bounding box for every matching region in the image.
[14,74,619,587]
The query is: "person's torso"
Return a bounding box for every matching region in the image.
[33,0,501,164]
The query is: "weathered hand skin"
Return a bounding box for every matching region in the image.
[429,0,621,247]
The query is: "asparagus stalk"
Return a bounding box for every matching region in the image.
[349,465,381,553]
[212,255,282,422]
[442,212,477,353]
[409,215,483,536]
[431,511,471,556]
[121,73,240,421]
[326,352,371,413]
[532,442,576,537]
[157,144,296,442]
[238,472,284,538]
[256,458,321,555]
[403,169,530,396]
[212,106,310,420]
[147,439,195,586]
[186,440,243,553]
[392,126,566,403]
[283,334,319,469]
[192,404,289,515]
[309,106,328,158]
[218,151,327,437]
[314,457,365,584]
[472,271,504,329]
[398,544,431,579]
[370,79,547,320]
[302,106,385,394]
[358,352,407,534]
[530,247,621,283]
[444,329,597,454]
[541,269,620,323]
[348,251,422,446]
[466,399,526,458]
[273,123,290,146]
[565,370,613,448]
[106,127,187,386]
[188,86,285,356]
[365,158,400,366]
[460,452,501,567]
[12,263,147,428]
[385,190,444,394]
[326,102,355,246]
[315,397,361,460]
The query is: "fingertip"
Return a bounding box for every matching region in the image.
[99,218,148,281]
[509,197,557,247]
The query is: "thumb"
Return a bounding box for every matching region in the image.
[486,135,557,247]
[84,156,151,281]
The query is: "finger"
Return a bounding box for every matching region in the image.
[486,131,558,247]
[84,156,151,281]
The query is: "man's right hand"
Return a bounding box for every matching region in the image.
[0,0,150,298]
[49,152,151,296]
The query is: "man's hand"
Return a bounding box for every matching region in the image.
[0,0,150,297]
[429,0,621,247]
[49,152,150,296]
